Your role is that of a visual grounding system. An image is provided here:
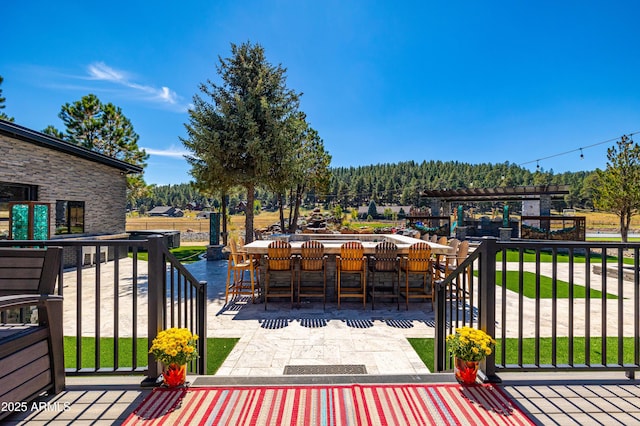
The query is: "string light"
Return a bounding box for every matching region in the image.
[518,131,639,168]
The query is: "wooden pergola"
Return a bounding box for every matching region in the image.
[413,185,585,240]
[420,184,570,202]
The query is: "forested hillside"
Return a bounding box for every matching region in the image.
[132,160,594,213]
[327,161,593,208]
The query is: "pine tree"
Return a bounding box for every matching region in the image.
[42,125,65,139]
[0,75,15,122]
[593,135,640,242]
[368,200,378,219]
[182,41,303,243]
[55,94,149,203]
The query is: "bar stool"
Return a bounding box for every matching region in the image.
[225,238,260,304]
[336,241,367,309]
[263,240,295,310]
[399,242,433,310]
[297,241,327,309]
[368,241,400,309]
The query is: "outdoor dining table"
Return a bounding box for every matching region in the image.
[242,234,454,256]
[242,234,455,304]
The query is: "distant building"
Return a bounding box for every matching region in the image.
[196,211,212,219]
[357,205,411,219]
[148,206,184,217]
[186,201,204,211]
[0,120,142,239]
[234,201,247,214]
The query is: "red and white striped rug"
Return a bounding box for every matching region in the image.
[124,383,534,425]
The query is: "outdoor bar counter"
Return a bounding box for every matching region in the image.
[243,233,453,255]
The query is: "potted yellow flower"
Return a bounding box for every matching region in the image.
[446,326,496,384]
[149,327,199,387]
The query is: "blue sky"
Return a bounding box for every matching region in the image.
[2,1,639,185]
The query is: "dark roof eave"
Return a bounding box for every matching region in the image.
[0,120,143,174]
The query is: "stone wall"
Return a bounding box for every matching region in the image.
[0,134,128,235]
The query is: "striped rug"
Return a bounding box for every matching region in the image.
[124,383,534,425]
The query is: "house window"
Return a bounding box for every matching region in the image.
[55,201,85,235]
[0,182,38,239]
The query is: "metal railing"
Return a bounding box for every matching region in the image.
[435,238,640,380]
[0,236,207,382]
[5,234,638,381]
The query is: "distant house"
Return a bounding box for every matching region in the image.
[357,205,412,219]
[0,120,142,239]
[234,201,247,214]
[186,201,204,211]
[148,206,184,217]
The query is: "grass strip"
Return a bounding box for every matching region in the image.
[409,336,637,372]
[586,237,640,242]
[129,246,207,263]
[496,270,617,299]
[496,248,621,263]
[64,336,239,375]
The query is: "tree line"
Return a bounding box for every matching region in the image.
[327,161,593,210]
[133,160,593,214]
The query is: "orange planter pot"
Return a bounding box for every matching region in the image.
[162,363,187,387]
[454,358,479,385]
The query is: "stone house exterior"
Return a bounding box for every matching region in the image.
[0,120,142,239]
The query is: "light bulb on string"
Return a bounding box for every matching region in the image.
[517,130,639,169]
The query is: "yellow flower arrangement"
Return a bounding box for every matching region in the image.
[446,326,496,362]
[149,327,199,366]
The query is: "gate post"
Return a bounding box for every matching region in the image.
[479,237,500,382]
[197,281,207,375]
[142,235,166,387]
[434,279,447,372]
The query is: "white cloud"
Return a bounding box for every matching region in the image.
[85,62,186,110]
[143,147,191,159]
[87,62,128,83]
[158,87,178,104]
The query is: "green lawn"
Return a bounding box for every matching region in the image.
[129,246,207,263]
[64,336,239,375]
[408,338,435,371]
[496,248,617,263]
[497,247,635,266]
[409,337,637,372]
[586,237,640,243]
[495,270,617,299]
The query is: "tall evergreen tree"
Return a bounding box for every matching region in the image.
[282,126,331,233]
[592,135,640,242]
[54,94,149,203]
[58,94,103,148]
[368,200,378,219]
[42,125,65,139]
[182,41,302,243]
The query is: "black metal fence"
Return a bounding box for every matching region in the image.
[0,236,207,382]
[435,238,640,380]
[4,235,638,381]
